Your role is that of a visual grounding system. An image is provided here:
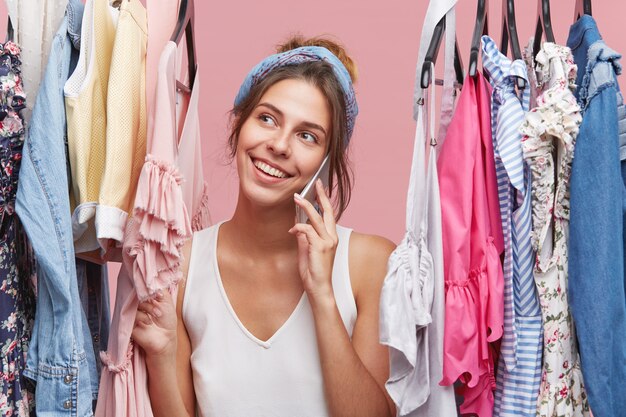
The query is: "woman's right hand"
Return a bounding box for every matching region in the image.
[132,290,178,359]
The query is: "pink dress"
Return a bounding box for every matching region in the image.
[95,41,210,416]
[146,0,180,148]
[438,74,504,416]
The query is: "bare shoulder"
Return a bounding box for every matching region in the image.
[347,231,396,299]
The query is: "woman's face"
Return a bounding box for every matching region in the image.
[236,78,331,208]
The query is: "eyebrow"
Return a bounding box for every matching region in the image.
[257,102,328,137]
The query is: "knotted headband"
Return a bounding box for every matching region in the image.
[234,46,358,143]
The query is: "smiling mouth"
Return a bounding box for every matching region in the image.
[252,159,291,179]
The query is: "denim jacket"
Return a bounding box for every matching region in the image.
[567,15,626,417]
[15,1,107,414]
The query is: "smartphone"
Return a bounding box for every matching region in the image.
[296,155,330,224]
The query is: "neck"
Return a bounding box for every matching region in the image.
[226,193,299,257]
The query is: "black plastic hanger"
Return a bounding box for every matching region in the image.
[500,0,525,88]
[532,0,555,58]
[468,0,488,78]
[420,15,464,89]
[574,0,592,21]
[170,0,197,93]
[6,16,13,42]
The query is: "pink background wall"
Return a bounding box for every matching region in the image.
[1,1,625,244]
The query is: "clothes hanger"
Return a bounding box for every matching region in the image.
[5,16,13,43]
[420,15,464,89]
[170,0,197,94]
[532,0,555,59]
[468,0,488,78]
[500,0,525,88]
[574,0,592,21]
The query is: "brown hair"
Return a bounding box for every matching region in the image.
[227,34,358,219]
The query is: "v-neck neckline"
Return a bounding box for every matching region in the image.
[212,221,307,349]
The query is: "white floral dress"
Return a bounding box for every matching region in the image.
[519,43,590,417]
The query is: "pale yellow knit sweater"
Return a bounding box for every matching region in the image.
[96,0,148,249]
[64,0,117,254]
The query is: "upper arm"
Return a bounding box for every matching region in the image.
[176,238,196,416]
[348,232,396,413]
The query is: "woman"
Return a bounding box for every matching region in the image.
[132,35,396,417]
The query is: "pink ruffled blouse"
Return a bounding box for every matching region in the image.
[95,41,210,417]
[438,74,504,416]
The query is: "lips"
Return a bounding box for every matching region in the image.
[251,157,292,179]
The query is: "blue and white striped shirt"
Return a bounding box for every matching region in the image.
[481,35,543,417]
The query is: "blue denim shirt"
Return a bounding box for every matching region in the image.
[15,1,106,414]
[567,15,626,417]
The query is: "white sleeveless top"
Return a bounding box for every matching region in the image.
[183,222,358,417]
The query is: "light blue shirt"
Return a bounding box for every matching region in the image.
[15,1,103,414]
[481,35,543,417]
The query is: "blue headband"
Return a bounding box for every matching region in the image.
[234,46,358,143]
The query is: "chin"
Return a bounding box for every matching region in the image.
[239,184,295,210]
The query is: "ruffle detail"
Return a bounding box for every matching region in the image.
[191,181,211,232]
[127,155,192,301]
[441,237,503,390]
[100,342,134,374]
[578,41,622,110]
[456,367,496,417]
[535,42,578,92]
[519,48,581,255]
[379,231,435,414]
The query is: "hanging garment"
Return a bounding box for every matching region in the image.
[0,39,35,417]
[379,77,456,416]
[5,0,66,123]
[64,0,118,254]
[96,0,147,250]
[566,15,626,417]
[146,0,181,149]
[76,259,110,384]
[96,40,210,417]
[15,1,102,414]
[183,222,355,417]
[379,0,457,417]
[438,73,504,417]
[481,35,543,417]
[519,42,590,417]
[379,0,457,413]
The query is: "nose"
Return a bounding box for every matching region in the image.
[266,130,291,157]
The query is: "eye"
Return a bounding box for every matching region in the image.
[258,114,276,126]
[299,132,318,143]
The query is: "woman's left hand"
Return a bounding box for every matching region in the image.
[288,179,338,303]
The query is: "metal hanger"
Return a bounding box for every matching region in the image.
[170,0,197,93]
[574,0,592,21]
[500,0,525,88]
[468,0,488,78]
[532,0,555,58]
[420,15,464,89]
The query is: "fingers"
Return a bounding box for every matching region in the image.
[314,179,337,237]
[135,309,154,326]
[288,223,336,253]
[294,192,330,238]
[138,300,163,318]
[135,291,168,327]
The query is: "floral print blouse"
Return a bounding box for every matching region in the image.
[519,42,590,417]
[0,41,36,417]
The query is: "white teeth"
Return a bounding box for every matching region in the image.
[254,160,288,178]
